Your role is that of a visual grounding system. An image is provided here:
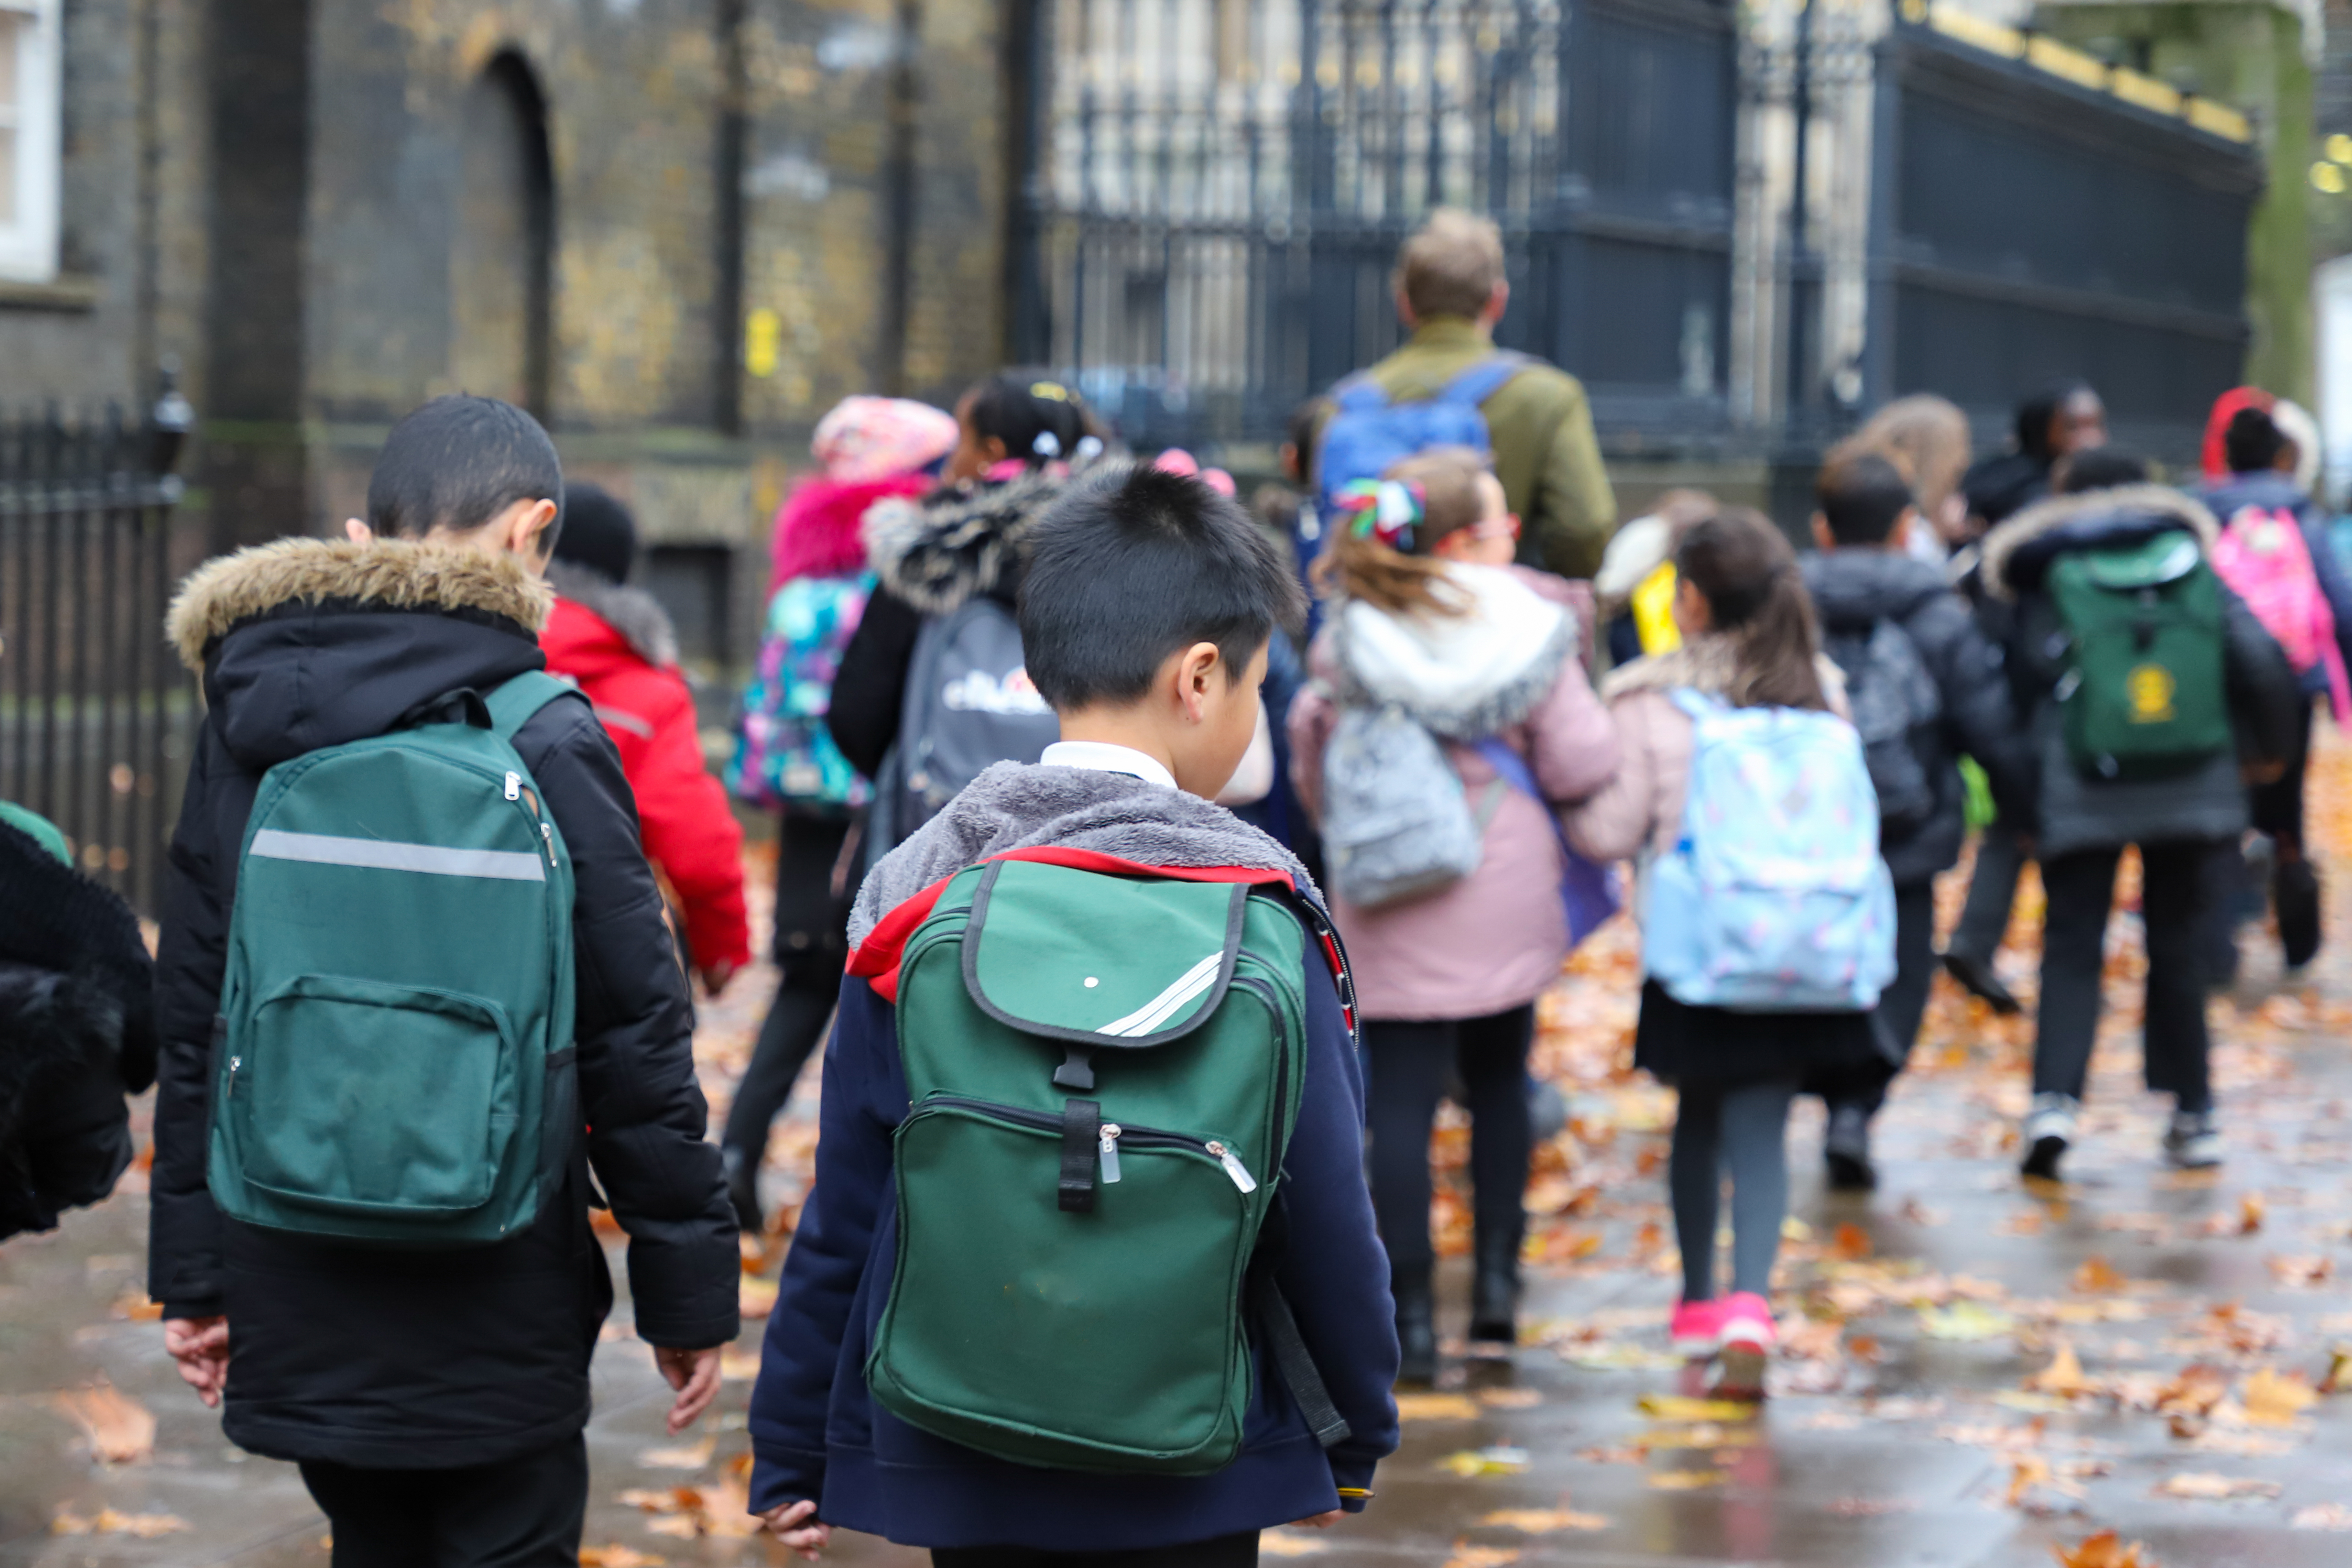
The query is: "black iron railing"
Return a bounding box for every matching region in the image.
[0,376,193,913]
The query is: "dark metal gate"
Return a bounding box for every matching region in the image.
[0,393,192,913]
[1011,0,1739,452]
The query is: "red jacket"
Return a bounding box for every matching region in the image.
[540,567,751,973]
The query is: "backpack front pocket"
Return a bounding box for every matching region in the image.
[869,1095,1257,1473]
[231,974,516,1217]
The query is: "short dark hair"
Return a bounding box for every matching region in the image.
[2223,406,2287,475]
[366,395,563,540]
[2057,448,2150,494]
[1816,450,1914,545]
[1019,462,1305,710]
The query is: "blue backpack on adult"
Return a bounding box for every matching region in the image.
[1305,356,1527,624]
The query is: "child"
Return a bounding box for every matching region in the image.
[1563,506,1888,1392]
[1801,449,2029,1190]
[1982,472,2300,1177]
[752,461,1398,1563]
[723,395,960,1232]
[1287,446,1618,1382]
[151,396,738,1565]
[542,482,752,994]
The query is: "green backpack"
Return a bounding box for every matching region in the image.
[2047,532,2232,781]
[207,673,579,1246]
[868,856,1347,1475]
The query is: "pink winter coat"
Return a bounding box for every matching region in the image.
[1563,638,1851,866]
[1289,566,1620,1021]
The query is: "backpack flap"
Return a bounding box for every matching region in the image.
[960,859,1249,1060]
[2080,531,2200,592]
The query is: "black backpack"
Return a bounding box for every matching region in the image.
[1823,618,1942,838]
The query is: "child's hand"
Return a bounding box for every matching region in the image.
[652,1344,725,1433]
[761,1500,830,1559]
[164,1317,230,1407]
[1288,1511,1343,1528]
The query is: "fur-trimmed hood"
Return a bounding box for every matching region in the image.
[166,537,552,771]
[849,762,1312,951]
[1979,484,2218,601]
[1325,564,1577,739]
[770,473,930,591]
[1601,634,1849,710]
[862,470,1068,617]
[545,559,680,668]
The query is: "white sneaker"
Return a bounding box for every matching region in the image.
[2162,1109,2222,1170]
[2021,1093,2079,1180]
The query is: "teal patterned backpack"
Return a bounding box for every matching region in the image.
[728,573,873,812]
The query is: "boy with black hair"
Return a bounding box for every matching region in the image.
[151,395,739,1566]
[752,461,1399,1564]
[1801,448,2031,1190]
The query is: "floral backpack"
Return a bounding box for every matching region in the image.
[727,572,873,812]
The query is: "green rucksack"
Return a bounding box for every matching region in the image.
[207,673,580,1246]
[2047,532,2232,781]
[867,856,1347,1475]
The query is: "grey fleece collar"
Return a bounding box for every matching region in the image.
[850,762,1315,949]
[546,559,683,668]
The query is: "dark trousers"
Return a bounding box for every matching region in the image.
[1364,1005,1534,1276]
[299,1436,585,1568]
[1817,880,1937,1120]
[2249,698,2314,849]
[1950,815,2029,965]
[2035,841,2215,1113]
[721,951,845,1163]
[935,1534,1260,1567]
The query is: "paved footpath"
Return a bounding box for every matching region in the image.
[11,756,2352,1565]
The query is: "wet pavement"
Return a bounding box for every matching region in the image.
[11,807,2352,1564]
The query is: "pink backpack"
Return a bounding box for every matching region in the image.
[2212,505,2352,724]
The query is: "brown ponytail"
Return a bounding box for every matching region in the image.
[1312,446,1489,617]
[1673,507,1828,711]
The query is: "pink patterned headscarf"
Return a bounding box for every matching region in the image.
[813,397,959,484]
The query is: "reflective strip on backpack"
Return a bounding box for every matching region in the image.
[249,828,548,883]
[1094,951,1222,1038]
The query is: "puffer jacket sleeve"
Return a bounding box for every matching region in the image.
[1562,691,1673,863]
[827,588,923,781]
[1523,648,1620,804]
[1285,677,1337,822]
[628,672,752,973]
[2221,579,2303,773]
[147,728,234,1317]
[515,699,739,1350]
[1910,594,2034,822]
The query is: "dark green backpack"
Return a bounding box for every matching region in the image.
[2047,532,2232,781]
[207,674,579,1246]
[868,857,1345,1474]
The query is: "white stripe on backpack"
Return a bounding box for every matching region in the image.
[249,828,547,883]
[1095,952,1222,1038]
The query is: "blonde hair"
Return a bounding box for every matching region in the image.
[1315,446,1489,617]
[1845,395,1970,519]
[1393,209,1506,321]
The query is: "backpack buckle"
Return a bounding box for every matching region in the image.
[1052,1045,1096,1092]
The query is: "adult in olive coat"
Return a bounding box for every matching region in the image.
[1316,209,1617,580]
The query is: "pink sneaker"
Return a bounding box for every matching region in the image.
[1717,1292,1775,1398]
[1669,1298,1724,1358]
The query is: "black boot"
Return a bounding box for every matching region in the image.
[1393,1269,1437,1385]
[1823,1104,1877,1193]
[1940,949,2020,1015]
[2276,858,2322,970]
[1468,1231,1521,1347]
[723,1146,763,1235]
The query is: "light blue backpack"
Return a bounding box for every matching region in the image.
[1640,690,1894,1011]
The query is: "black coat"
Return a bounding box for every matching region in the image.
[147,539,738,1470]
[0,818,156,1241]
[1801,549,2034,886]
[1981,486,2303,862]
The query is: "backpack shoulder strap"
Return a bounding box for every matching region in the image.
[486,671,583,743]
[1436,353,1530,410]
[1331,373,1391,415]
[1665,686,1724,724]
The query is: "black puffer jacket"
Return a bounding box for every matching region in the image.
[0,818,156,1241]
[1981,486,2302,862]
[1802,550,2033,886]
[147,539,738,1470]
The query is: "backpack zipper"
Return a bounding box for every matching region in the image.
[504,771,521,801]
[1098,1123,1122,1184]
[915,1095,1256,1191]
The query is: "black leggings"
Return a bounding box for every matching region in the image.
[721,953,844,1164]
[1364,1005,1534,1276]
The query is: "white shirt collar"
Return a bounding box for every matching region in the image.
[1039,739,1177,790]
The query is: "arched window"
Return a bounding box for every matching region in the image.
[452,51,553,416]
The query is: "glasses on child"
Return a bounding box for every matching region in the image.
[1465,513,1522,543]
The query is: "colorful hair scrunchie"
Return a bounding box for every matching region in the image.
[1332,478,1425,552]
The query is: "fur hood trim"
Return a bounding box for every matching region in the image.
[1602,635,1848,708]
[168,538,554,671]
[771,474,929,590]
[1330,565,1577,738]
[849,762,1312,951]
[863,471,1067,617]
[546,559,681,668]
[1980,485,2217,602]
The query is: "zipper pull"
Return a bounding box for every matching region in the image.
[1098,1124,1122,1184]
[224,1055,242,1102]
[504,771,521,801]
[1206,1140,1256,1193]
[540,820,556,865]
